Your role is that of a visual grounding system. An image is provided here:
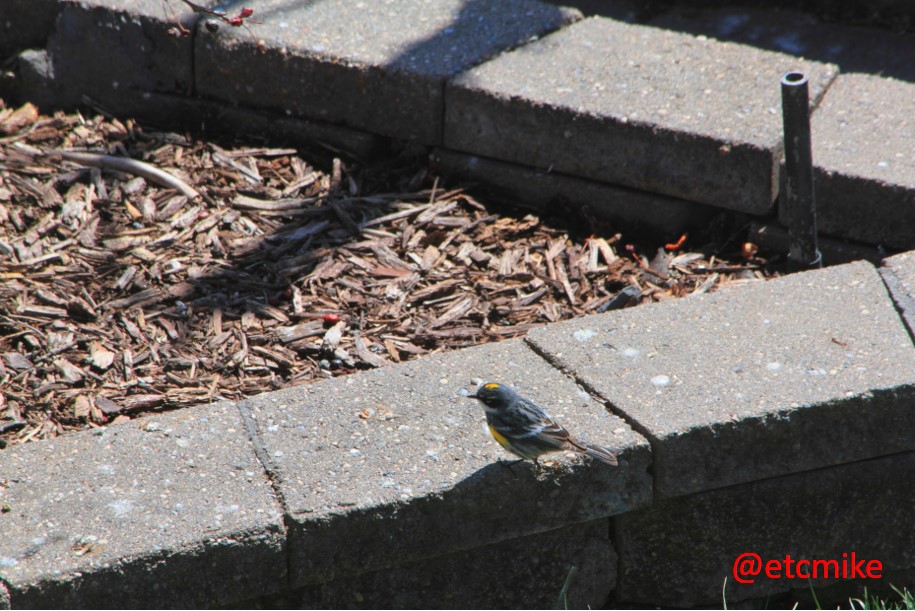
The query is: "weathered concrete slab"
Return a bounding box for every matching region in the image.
[789,74,915,249]
[43,0,206,114]
[139,92,386,161]
[650,6,915,83]
[0,0,62,56]
[294,519,615,608]
[0,401,286,608]
[881,249,915,338]
[527,260,915,498]
[241,339,650,588]
[432,149,718,239]
[5,49,61,113]
[195,0,580,145]
[615,452,915,607]
[445,16,838,214]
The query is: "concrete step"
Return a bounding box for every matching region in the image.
[526,260,915,498]
[239,338,651,587]
[444,15,838,214]
[0,401,286,608]
[195,0,579,144]
[799,74,915,250]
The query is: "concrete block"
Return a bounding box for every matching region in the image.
[527,260,915,498]
[432,148,718,239]
[9,49,63,113]
[137,92,386,161]
[241,339,651,587]
[445,16,838,214]
[0,401,286,608]
[46,0,203,114]
[881,249,915,338]
[0,0,61,55]
[195,0,579,144]
[615,452,915,607]
[651,6,915,83]
[790,74,915,249]
[298,520,615,609]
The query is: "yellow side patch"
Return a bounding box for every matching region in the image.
[488,425,512,451]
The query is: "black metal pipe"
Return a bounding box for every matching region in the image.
[781,71,821,270]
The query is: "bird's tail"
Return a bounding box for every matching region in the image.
[583,442,618,466]
[568,437,618,466]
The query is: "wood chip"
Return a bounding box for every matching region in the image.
[53,358,85,383]
[0,102,39,134]
[89,341,116,370]
[17,303,68,318]
[72,395,91,419]
[123,394,166,412]
[95,396,124,415]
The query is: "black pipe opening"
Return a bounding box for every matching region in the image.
[780,71,822,270]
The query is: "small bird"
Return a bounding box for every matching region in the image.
[468,382,618,467]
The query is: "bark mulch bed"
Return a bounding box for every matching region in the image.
[0,101,772,447]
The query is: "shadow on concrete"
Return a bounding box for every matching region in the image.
[215,0,571,78]
[284,454,623,585]
[650,6,915,82]
[548,0,915,82]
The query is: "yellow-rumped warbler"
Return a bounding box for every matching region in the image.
[468,382,618,466]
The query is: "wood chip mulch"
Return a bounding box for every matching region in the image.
[0,101,773,447]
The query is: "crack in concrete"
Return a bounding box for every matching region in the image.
[522,335,658,446]
[522,335,660,502]
[234,399,295,592]
[877,266,915,346]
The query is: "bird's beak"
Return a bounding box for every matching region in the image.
[467,393,478,399]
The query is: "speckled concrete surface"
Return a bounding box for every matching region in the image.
[528,260,915,497]
[295,519,615,608]
[650,6,915,82]
[0,401,286,608]
[881,250,915,338]
[432,148,718,238]
[241,338,651,587]
[195,0,579,143]
[43,0,209,114]
[796,74,915,249]
[445,15,838,213]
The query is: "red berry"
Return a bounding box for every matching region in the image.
[323,313,340,324]
[228,16,244,26]
[240,7,254,17]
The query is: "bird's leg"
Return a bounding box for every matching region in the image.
[499,458,526,475]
